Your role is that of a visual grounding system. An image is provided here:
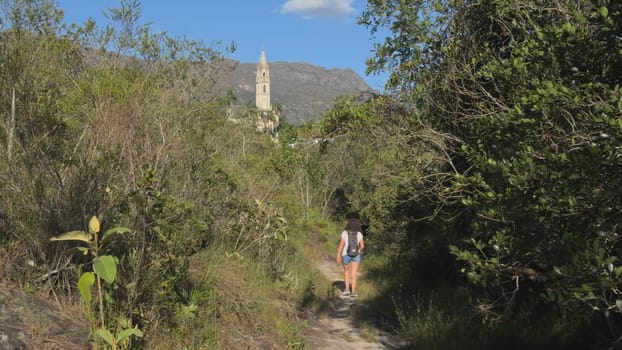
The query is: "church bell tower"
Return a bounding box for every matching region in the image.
[255,50,271,111]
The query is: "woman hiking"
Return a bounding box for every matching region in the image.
[336,218,365,297]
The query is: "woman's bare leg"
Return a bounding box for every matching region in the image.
[350,262,360,293]
[343,263,352,293]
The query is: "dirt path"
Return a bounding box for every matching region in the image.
[0,282,89,350]
[305,256,407,350]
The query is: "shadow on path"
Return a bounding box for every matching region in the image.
[331,280,346,293]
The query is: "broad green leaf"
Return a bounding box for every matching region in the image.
[116,327,144,342]
[78,272,95,303]
[93,255,117,284]
[65,246,91,256]
[50,230,91,243]
[95,328,115,346]
[101,227,131,244]
[599,6,608,17]
[89,216,100,234]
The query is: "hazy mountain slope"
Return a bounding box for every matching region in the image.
[81,48,371,125]
[224,61,373,124]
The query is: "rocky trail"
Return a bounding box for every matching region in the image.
[305,256,407,350]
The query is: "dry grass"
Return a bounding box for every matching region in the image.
[0,239,94,349]
[144,246,308,350]
[0,280,90,350]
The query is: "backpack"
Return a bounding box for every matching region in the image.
[346,230,359,257]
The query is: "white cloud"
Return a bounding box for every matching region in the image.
[280,0,356,20]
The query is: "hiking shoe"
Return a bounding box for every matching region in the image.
[350,292,358,298]
[341,290,350,296]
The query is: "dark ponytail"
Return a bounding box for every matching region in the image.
[345,218,361,232]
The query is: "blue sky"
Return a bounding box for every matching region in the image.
[57,0,389,90]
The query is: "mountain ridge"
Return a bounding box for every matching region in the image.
[222,59,374,125]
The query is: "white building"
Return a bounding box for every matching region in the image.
[256,50,271,111]
[255,50,278,134]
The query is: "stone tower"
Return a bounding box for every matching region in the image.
[255,50,271,111]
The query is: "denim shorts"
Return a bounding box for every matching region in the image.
[342,254,361,264]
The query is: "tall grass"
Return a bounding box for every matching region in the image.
[141,237,314,350]
[360,252,603,350]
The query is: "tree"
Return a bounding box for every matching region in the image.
[360,0,622,343]
[0,0,85,261]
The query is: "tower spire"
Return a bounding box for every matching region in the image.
[256,50,271,112]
